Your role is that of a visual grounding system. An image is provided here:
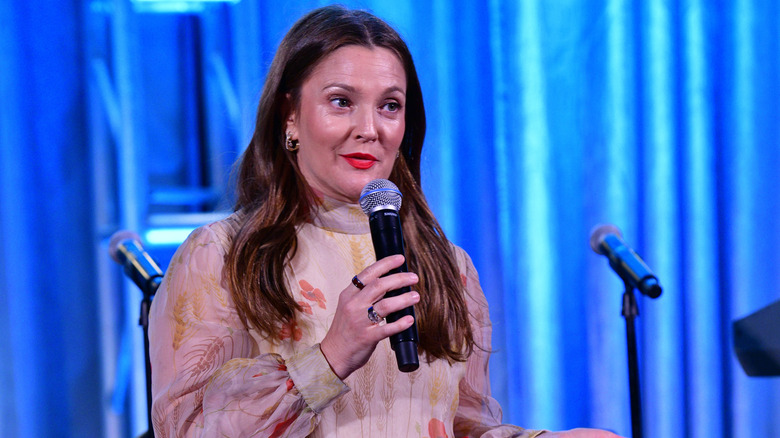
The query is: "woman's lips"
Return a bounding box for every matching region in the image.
[343,153,377,169]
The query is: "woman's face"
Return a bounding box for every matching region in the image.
[287,45,407,203]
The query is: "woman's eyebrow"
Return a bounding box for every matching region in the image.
[321,83,406,96]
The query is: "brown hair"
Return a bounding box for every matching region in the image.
[225,5,476,362]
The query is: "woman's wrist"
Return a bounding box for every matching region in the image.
[319,339,348,380]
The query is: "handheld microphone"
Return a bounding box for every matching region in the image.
[590,224,662,298]
[109,230,164,295]
[359,179,419,372]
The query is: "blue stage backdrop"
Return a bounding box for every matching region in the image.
[1,0,779,437]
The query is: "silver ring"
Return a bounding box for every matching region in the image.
[367,306,383,325]
[352,275,366,290]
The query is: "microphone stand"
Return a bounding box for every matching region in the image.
[137,277,161,438]
[621,279,642,438]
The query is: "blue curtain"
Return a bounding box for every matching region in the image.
[2,0,779,436]
[0,1,103,437]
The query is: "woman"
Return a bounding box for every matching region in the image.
[149,6,622,438]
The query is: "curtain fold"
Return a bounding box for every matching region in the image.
[1,0,779,436]
[0,1,102,437]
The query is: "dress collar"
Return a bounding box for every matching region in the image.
[309,197,370,235]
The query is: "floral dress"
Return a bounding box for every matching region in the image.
[149,199,545,438]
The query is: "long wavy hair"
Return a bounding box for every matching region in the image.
[225,5,476,363]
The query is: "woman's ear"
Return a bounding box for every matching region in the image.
[284,93,298,139]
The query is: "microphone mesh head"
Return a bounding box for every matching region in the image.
[589,224,622,255]
[359,179,402,215]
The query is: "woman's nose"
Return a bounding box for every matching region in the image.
[354,108,378,142]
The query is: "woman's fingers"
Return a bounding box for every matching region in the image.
[372,314,415,338]
[320,255,420,380]
[353,255,418,302]
[364,273,419,304]
[370,291,420,321]
[352,254,405,288]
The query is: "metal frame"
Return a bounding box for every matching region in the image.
[84,0,258,435]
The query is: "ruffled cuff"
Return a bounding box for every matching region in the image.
[481,427,548,438]
[286,343,350,413]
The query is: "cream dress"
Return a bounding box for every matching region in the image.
[149,199,544,438]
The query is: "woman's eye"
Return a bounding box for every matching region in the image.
[331,97,350,108]
[384,101,401,112]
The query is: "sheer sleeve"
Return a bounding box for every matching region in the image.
[148,224,349,438]
[452,249,546,438]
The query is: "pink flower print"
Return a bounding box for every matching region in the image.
[299,279,327,309]
[427,418,449,438]
[279,319,302,341]
[269,413,299,438]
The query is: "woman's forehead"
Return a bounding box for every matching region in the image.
[304,46,406,92]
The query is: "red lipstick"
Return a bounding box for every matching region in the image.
[343,153,377,170]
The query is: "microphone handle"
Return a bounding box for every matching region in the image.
[118,240,164,295]
[368,208,420,372]
[602,235,662,298]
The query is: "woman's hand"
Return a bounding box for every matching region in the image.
[319,254,420,380]
[543,428,625,438]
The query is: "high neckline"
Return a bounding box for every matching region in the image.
[309,197,370,235]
